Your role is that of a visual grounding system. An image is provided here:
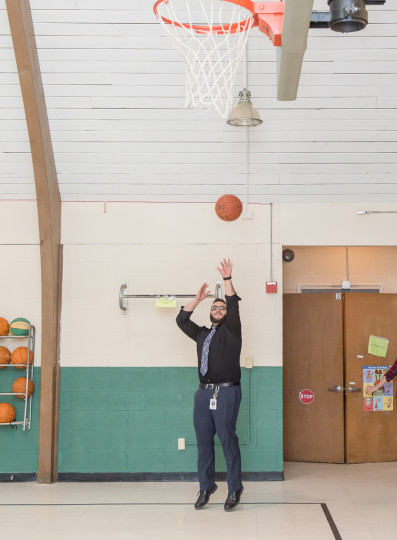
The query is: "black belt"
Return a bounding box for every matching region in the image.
[199,382,240,390]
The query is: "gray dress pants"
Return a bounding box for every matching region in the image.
[193,385,242,492]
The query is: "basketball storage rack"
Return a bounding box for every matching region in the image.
[119,281,223,312]
[0,325,35,430]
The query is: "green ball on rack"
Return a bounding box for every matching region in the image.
[9,318,30,336]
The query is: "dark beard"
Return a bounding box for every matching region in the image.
[210,313,227,324]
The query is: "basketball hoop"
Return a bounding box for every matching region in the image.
[154,0,258,118]
[154,1,284,118]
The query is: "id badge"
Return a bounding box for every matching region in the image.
[209,399,217,410]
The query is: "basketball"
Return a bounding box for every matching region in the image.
[215,194,243,222]
[0,317,9,336]
[11,347,34,370]
[10,318,30,336]
[12,377,34,399]
[0,403,16,423]
[0,346,11,369]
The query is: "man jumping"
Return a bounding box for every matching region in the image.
[176,258,243,511]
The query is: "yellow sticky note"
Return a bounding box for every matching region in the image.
[156,296,176,308]
[368,335,389,358]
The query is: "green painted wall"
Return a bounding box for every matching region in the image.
[58,367,282,474]
[0,368,40,473]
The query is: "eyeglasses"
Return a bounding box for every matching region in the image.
[211,305,227,311]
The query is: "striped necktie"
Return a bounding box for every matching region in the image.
[200,326,216,376]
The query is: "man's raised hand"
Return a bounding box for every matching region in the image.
[195,283,211,303]
[216,258,233,279]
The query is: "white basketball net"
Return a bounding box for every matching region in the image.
[155,0,254,119]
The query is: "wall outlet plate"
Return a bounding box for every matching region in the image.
[178,438,185,450]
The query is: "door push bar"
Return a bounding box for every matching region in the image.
[328,385,362,394]
[119,281,223,313]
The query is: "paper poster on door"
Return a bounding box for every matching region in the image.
[362,366,393,411]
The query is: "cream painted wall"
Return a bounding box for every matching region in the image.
[279,203,397,246]
[280,203,397,293]
[0,202,41,365]
[283,246,397,294]
[0,201,39,244]
[61,202,282,368]
[60,201,397,369]
[61,201,279,245]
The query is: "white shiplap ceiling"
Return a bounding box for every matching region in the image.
[0,0,396,203]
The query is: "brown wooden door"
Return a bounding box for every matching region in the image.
[283,293,345,463]
[345,293,397,463]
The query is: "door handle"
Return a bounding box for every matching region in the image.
[348,386,362,393]
[328,385,342,392]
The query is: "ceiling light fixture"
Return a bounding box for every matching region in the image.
[227,88,262,127]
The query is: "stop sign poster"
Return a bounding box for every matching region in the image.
[299,389,314,405]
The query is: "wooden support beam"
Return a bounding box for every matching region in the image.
[6,0,61,483]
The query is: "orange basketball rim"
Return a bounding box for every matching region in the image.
[153,0,284,46]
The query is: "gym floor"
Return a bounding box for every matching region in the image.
[0,461,396,539]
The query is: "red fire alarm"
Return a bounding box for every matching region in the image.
[266,281,277,293]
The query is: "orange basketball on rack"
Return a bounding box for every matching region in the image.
[0,317,9,336]
[0,403,15,423]
[11,347,34,370]
[215,194,243,222]
[12,377,34,399]
[0,346,11,369]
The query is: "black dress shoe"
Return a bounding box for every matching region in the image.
[194,484,218,509]
[224,486,244,511]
